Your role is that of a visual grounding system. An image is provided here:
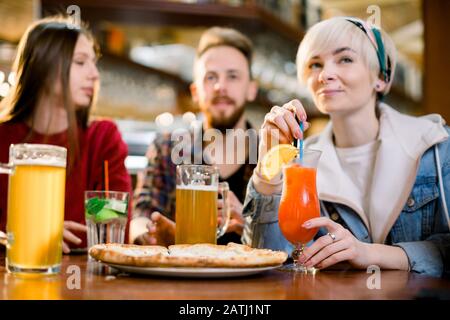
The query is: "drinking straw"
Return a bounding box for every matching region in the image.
[104,160,109,192]
[298,121,304,163]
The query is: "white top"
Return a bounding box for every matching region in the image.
[335,140,380,224]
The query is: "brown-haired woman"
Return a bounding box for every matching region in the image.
[0,16,132,253]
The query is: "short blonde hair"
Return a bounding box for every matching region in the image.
[296,17,397,95]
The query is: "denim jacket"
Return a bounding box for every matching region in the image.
[242,127,450,278]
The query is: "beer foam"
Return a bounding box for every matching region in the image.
[176,185,218,191]
[10,144,67,168]
[14,158,66,168]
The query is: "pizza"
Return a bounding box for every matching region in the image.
[89,242,288,268]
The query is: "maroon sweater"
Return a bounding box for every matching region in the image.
[0,120,132,249]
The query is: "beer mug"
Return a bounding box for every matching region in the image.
[4,273,62,299]
[175,165,230,244]
[0,144,67,274]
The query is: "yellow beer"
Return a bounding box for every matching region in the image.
[6,163,66,272]
[175,185,218,244]
[4,273,62,300]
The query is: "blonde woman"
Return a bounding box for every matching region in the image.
[243,17,450,277]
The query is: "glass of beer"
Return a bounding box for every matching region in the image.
[175,165,230,244]
[4,273,62,299]
[0,144,67,275]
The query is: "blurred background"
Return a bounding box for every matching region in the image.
[0,0,448,185]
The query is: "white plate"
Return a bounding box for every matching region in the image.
[105,263,281,278]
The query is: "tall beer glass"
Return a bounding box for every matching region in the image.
[175,165,230,244]
[0,144,67,275]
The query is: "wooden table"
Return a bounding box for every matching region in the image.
[1,252,449,300]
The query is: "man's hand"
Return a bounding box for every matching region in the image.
[134,212,176,247]
[218,190,245,236]
[227,191,244,235]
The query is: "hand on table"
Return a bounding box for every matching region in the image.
[63,221,87,254]
[298,217,370,270]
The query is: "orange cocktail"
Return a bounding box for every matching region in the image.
[279,164,320,244]
[278,150,321,272]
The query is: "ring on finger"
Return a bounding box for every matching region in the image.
[327,232,336,242]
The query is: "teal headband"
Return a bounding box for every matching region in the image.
[345,18,392,84]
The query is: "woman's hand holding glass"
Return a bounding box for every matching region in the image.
[298,217,371,269]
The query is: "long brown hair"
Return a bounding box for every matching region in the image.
[0,16,99,170]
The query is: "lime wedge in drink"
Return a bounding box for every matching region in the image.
[94,208,121,223]
[104,199,128,214]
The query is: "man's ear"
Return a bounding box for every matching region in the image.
[246,80,258,102]
[190,82,199,104]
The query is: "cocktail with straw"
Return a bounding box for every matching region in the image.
[278,149,321,272]
[279,121,321,272]
[259,119,322,272]
[85,160,129,252]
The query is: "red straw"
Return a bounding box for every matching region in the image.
[104,160,109,192]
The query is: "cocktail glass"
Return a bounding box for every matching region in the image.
[278,150,322,273]
[85,191,129,254]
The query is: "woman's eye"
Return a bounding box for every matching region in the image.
[340,57,353,63]
[73,60,85,66]
[308,62,322,69]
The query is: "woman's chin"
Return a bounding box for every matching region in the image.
[74,99,92,110]
[317,95,356,113]
[317,103,343,114]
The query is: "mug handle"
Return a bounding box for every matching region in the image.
[0,231,7,247]
[217,182,231,238]
[0,164,14,247]
[0,163,13,175]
